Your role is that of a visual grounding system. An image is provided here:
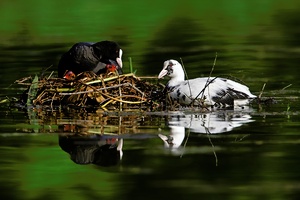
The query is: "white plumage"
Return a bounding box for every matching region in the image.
[158,59,256,107]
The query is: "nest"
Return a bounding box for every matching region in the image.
[15,71,165,111]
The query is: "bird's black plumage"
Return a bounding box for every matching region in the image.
[57,41,123,77]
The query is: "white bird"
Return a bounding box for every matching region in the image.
[158,59,256,107]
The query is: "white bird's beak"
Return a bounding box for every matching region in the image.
[116,49,123,68]
[158,60,172,79]
[158,69,168,79]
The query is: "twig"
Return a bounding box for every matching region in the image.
[209,52,217,77]
[202,114,218,166]
[189,53,218,106]
[281,84,292,91]
[47,71,54,80]
[190,77,218,106]
[86,73,136,85]
[129,83,145,96]
[118,72,123,111]
[58,82,146,102]
[99,74,108,93]
[201,52,217,100]
[99,93,146,104]
[51,93,56,112]
[40,65,53,79]
[59,83,130,95]
[206,129,218,167]
[180,128,190,159]
[139,76,158,79]
[258,83,266,99]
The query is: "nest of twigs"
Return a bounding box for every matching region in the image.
[15,71,165,111]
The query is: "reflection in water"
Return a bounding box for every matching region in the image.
[52,111,164,166]
[159,112,254,151]
[158,126,186,155]
[159,126,185,149]
[59,134,123,167]
[169,111,254,134]
[18,108,256,163]
[1,1,300,199]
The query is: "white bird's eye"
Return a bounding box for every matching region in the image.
[166,65,173,74]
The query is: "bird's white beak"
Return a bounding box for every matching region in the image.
[116,49,123,68]
[158,69,168,79]
[158,60,171,79]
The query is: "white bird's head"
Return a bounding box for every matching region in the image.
[158,59,185,82]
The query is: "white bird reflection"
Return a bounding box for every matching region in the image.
[159,111,254,152]
[158,126,185,149]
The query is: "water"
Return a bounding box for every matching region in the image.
[1,0,300,199]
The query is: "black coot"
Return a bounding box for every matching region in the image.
[57,41,123,77]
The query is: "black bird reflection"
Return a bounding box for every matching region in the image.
[59,134,123,167]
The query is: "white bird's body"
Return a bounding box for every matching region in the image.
[158,60,256,107]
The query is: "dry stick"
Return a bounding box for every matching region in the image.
[118,72,123,111]
[129,84,145,96]
[47,71,54,80]
[77,79,112,107]
[15,76,33,85]
[36,90,45,104]
[50,93,56,112]
[190,53,218,106]
[58,85,120,95]
[190,77,218,106]
[180,127,190,159]
[205,128,218,167]
[209,53,217,78]
[201,114,218,166]
[180,115,194,158]
[41,65,53,77]
[114,95,146,101]
[57,73,146,107]
[258,83,266,99]
[86,73,136,85]
[58,83,142,96]
[201,52,217,100]
[281,84,292,91]
[235,134,250,142]
[100,74,108,93]
[118,115,122,134]
[99,92,146,104]
[101,99,114,109]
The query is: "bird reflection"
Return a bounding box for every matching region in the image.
[158,126,185,149]
[169,112,254,134]
[159,111,254,151]
[59,134,123,167]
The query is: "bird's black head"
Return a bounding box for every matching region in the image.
[92,41,123,69]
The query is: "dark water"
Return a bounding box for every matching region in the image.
[1,1,300,199]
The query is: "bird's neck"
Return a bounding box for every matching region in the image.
[168,73,185,87]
